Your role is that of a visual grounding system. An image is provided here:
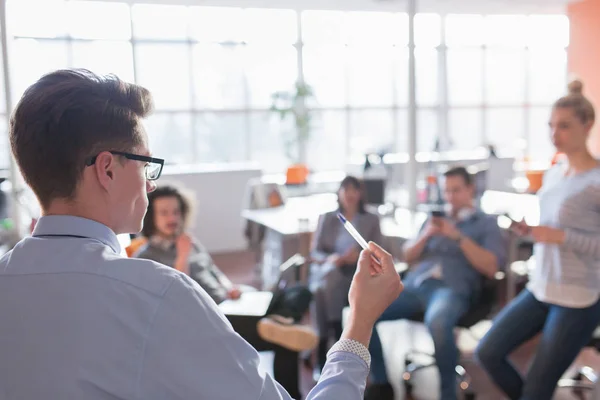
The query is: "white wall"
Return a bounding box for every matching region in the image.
[160,163,262,254]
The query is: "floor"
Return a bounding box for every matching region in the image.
[213,250,600,400]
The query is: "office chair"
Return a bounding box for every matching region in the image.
[242,178,287,281]
[402,275,502,400]
[557,325,600,398]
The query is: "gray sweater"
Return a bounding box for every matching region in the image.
[528,164,600,308]
[133,237,230,304]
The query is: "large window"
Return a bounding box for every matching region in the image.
[445,14,568,161]
[2,1,569,172]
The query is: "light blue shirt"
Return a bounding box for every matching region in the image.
[0,215,369,399]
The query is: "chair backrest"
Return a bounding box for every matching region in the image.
[243,177,287,211]
[242,178,287,247]
[458,276,500,328]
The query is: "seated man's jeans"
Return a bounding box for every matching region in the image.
[475,289,600,400]
[369,279,470,400]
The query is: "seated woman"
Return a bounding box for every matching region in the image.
[133,185,242,304]
[310,175,382,374]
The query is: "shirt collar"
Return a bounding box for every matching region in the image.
[32,215,122,254]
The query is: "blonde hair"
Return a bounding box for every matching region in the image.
[553,79,595,125]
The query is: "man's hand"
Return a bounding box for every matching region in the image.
[422,218,442,238]
[438,219,462,241]
[175,234,193,259]
[530,226,565,244]
[343,242,403,347]
[227,287,242,300]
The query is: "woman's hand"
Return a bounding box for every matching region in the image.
[327,253,344,267]
[530,226,565,244]
[510,219,531,236]
[341,247,361,265]
[227,287,242,300]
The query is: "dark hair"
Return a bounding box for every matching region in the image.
[443,166,473,186]
[10,68,154,209]
[553,79,595,125]
[141,185,193,238]
[338,175,366,214]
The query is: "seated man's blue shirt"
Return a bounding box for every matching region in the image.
[403,209,507,298]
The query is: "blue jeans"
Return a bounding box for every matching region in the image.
[369,279,471,400]
[475,289,600,400]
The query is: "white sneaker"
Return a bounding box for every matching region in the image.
[257,315,318,352]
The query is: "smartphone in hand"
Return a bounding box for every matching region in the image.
[431,210,445,218]
[499,214,531,235]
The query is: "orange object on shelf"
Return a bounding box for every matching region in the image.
[286,164,309,185]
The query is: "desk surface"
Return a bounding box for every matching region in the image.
[219,291,273,317]
[243,190,539,239]
[242,194,427,239]
[242,193,338,235]
[480,190,539,225]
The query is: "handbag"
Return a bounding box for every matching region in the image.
[265,254,312,322]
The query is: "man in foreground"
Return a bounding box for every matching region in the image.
[0,68,402,399]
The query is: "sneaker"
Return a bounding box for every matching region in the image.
[257,315,318,352]
[364,383,394,400]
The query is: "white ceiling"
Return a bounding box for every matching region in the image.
[105,0,579,14]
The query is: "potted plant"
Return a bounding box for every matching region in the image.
[270,81,315,185]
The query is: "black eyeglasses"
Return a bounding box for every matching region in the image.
[85,151,164,181]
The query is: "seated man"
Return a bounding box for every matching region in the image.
[133,184,316,399]
[365,166,507,400]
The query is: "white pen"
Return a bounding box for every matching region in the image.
[337,213,381,265]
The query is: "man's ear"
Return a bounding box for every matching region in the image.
[93,152,117,191]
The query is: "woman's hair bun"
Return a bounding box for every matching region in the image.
[568,79,584,95]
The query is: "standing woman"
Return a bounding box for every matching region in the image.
[310,176,382,375]
[475,80,600,399]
